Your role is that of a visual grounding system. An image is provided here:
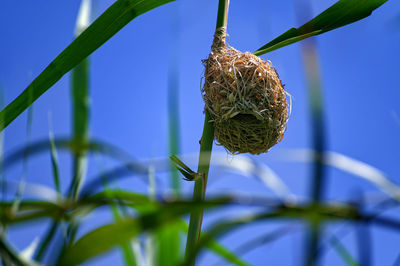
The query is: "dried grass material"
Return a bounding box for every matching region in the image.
[202,27,289,155]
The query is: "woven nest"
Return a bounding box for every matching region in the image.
[202,28,289,155]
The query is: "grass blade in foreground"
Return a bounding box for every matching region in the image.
[254,0,388,56]
[69,0,91,200]
[0,0,175,132]
[58,200,226,265]
[178,220,249,266]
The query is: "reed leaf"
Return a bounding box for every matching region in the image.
[254,0,388,56]
[0,0,175,131]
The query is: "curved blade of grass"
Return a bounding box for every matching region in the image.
[273,149,400,200]
[0,179,60,202]
[184,204,400,265]
[93,184,245,266]
[58,199,229,265]
[2,137,145,172]
[177,220,249,266]
[329,235,360,266]
[254,0,388,56]
[232,226,295,257]
[0,0,175,131]
[0,237,34,266]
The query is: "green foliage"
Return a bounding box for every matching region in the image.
[0,0,396,265]
[254,0,388,56]
[0,0,175,132]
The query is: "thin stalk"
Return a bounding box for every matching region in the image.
[184,0,229,264]
[167,2,181,195]
[295,1,326,265]
[302,42,326,266]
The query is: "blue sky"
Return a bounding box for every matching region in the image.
[1,0,400,265]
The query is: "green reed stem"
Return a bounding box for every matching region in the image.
[184,0,229,264]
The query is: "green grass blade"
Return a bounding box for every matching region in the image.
[103,183,137,266]
[0,237,33,266]
[330,235,360,266]
[273,149,400,200]
[167,3,181,195]
[0,89,5,200]
[68,0,91,200]
[58,200,226,265]
[0,0,175,132]
[34,222,59,262]
[254,0,388,56]
[178,220,249,266]
[154,223,181,266]
[2,138,145,173]
[48,115,61,194]
[35,115,63,261]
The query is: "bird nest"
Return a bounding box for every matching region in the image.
[202,27,289,155]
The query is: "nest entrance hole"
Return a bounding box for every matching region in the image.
[231,113,259,123]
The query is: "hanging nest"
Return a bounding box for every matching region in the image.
[202,27,290,155]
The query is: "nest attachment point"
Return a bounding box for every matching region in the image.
[202,28,290,155]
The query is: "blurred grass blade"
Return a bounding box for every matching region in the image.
[59,219,143,265]
[155,223,181,266]
[20,237,39,262]
[167,1,181,195]
[38,2,91,259]
[0,0,175,131]
[48,113,61,194]
[0,237,34,266]
[103,183,137,266]
[211,153,294,201]
[68,0,91,200]
[254,0,388,56]
[330,235,360,266]
[58,200,225,265]
[152,157,181,266]
[34,222,59,262]
[274,149,400,200]
[166,152,294,200]
[0,89,5,199]
[75,0,91,36]
[0,179,59,202]
[294,3,326,264]
[177,220,249,266]
[233,226,295,257]
[2,138,145,173]
[325,151,400,199]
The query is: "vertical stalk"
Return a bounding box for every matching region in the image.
[167,0,181,196]
[184,0,230,264]
[295,1,326,264]
[302,41,325,266]
[68,0,91,200]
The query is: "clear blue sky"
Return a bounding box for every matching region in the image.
[1,0,400,265]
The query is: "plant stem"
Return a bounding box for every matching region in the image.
[295,0,326,263]
[184,0,230,264]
